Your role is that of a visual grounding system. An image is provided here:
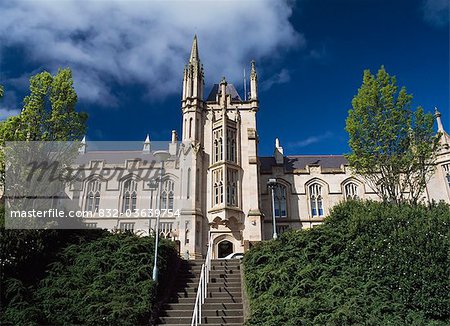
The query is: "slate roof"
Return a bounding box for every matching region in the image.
[75,151,156,165]
[260,155,348,173]
[206,84,242,102]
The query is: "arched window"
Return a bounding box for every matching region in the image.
[187,168,191,199]
[213,128,223,163]
[85,179,101,212]
[344,182,359,200]
[226,168,238,207]
[309,183,324,217]
[273,183,287,218]
[213,168,224,205]
[226,128,237,162]
[189,117,193,139]
[161,179,175,209]
[122,179,137,212]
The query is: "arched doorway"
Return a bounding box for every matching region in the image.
[217,240,233,258]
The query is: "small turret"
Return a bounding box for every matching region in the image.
[274,137,284,164]
[143,134,151,153]
[435,107,444,133]
[79,136,86,154]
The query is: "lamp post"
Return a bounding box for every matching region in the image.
[152,150,171,282]
[267,178,278,240]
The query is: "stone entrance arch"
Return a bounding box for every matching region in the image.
[217,240,233,258]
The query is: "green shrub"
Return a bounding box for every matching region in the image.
[244,201,450,325]
[1,205,179,325]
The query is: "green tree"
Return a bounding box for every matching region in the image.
[345,66,440,204]
[0,68,87,143]
[0,68,87,186]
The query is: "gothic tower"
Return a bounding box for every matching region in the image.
[180,36,263,258]
[179,35,206,259]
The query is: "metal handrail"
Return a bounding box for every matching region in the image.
[191,237,213,326]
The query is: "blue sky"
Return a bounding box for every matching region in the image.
[0,0,448,156]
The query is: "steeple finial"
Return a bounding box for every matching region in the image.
[251,60,256,76]
[435,107,444,132]
[79,135,86,154]
[143,133,151,153]
[189,34,199,63]
[250,60,258,100]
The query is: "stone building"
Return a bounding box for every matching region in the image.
[68,36,450,259]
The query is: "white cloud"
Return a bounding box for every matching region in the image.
[287,131,333,149]
[0,0,303,106]
[261,68,291,91]
[0,108,20,120]
[423,0,449,27]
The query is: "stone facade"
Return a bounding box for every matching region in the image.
[68,37,450,259]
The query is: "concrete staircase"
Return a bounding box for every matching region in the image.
[156,259,244,325]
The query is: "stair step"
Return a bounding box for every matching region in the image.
[158,324,243,326]
[172,291,242,300]
[173,296,242,304]
[164,303,243,311]
[175,288,242,295]
[158,315,244,324]
[163,308,243,317]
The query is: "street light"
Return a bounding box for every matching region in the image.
[152,150,171,282]
[267,178,278,240]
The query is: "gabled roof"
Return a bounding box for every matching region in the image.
[260,155,348,173]
[206,84,242,102]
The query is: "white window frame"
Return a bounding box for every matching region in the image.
[309,183,324,217]
[85,179,101,213]
[122,179,138,213]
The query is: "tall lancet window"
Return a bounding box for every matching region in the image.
[226,168,238,206]
[122,179,138,212]
[309,183,324,217]
[161,179,175,210]
[213,168,224,206]
[85,179,101,212]
[226,128,237,163]
[189,118,193,139]
[274,184,287,218]
[213,128,223,163]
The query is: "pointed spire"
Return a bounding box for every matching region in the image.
[220,77,227,110]
[274,137,284,164]
[143,133,151,153]
[435,107,444,132]
[250,60,258,100]
[250,60,257,77]
[189,34,200,63]
[79,136,86,154]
